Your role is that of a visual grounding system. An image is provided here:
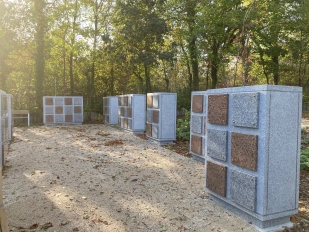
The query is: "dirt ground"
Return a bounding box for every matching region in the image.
[2,120,309,232]
[3,125,257,232]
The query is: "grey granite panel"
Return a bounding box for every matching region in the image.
[128,96,132,106]
[74,97,82,105]
[74,114,83,122]
[153,95,159,109]
[45,106,54,114]
[230,170,256,212]
[55,115,64,123]
[65,106,73,115]
[191,115,203,134]
[128,119,132,129]
[55,98,64,106]
[207,129,227,161]
[147,109,153,123]
[152,124,158,138]
[232,92,259,128]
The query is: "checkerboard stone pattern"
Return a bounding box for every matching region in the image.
[103,96,118,125]
[190,91,207,162]
[118,94,146,134]
[146,93,177,145]
[204,85,302,231]
[43,96,83,125]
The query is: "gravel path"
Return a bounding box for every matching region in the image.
[3,125,258,232]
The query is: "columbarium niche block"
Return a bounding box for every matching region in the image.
[103,96,118,125]
[204,85,302,232]
[146,93,177,145]
[0,90,10,169]
[43,96,83,125]
[118,94,146,134]
[190,91,207,162]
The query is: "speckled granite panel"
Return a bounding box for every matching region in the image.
[153,95,159,109]
[104,115,109,124]
[207,129,228,161]
[230,170,257,212]
[231,132,258,171]
[73,98,82,105]
[74,114,83,122]
[191,115,203,134]
[124,118,128,129]
[74,106,82,114]
[45,107,54,114]
[192,95,203,113]
[152,124,158,138]
[55,106,63,114]
[232,92,259,128]
[147,95,153,108]
[128,96,132,106]
[146,123,152,137]
[153,110,159,123]
[45,98,53,105]
[147,109,153,123]
[208,94,229,125]
[65,115,73,122]
[124,96,128,106]
[191,135,202,155]
[55,115,64,122]
[206,161,227,197]
[46,115,54,123]
[127,107,132,118]
[65,98,72,105]
[65,106,73,114]
[55,98,64,106]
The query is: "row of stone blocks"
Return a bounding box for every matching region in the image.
[103,93,177,144]
[43,96,83,125]
[0,90,13,169]
[190,85,302,231]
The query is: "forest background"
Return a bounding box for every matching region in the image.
[1,0,309,119]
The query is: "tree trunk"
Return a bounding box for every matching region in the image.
[34,0,46,110]
[69,51,74,95]
[272,55,279,85]
[144,63,151,93]
[211,40,219,89]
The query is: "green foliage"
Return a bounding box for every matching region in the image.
[301,147,309,171]
[176,108,190,141]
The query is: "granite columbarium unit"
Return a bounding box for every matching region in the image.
[204,85,302,232]
[146,92,177,145]
[43,96,83,125]
[103,96,118,125]
[117,94,146,134]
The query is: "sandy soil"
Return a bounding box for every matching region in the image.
[2,124,258,232]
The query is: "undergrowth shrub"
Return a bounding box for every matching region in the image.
[176,108,190,140]
[301,148,309,171]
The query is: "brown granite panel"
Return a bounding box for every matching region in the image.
[74,106,82,114]
[192,95,203,113]
[45,98,53,105]
[231,132,258,171]
[124,118,128,129]
[124,96,128,106]
[191,135,202,155]
[206,161,227,197]
[153,110,159,123]
[118,117,121,126]
[65,115,73,122]
[55,106,63,114]
[46,115,54,123]
[65,98,72,105]
[208,94,229,125]
[120,107,125,117]
[127,107,132,118]
[147,95,153,108]
[146,123,152,136]
[118,97,121,106]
